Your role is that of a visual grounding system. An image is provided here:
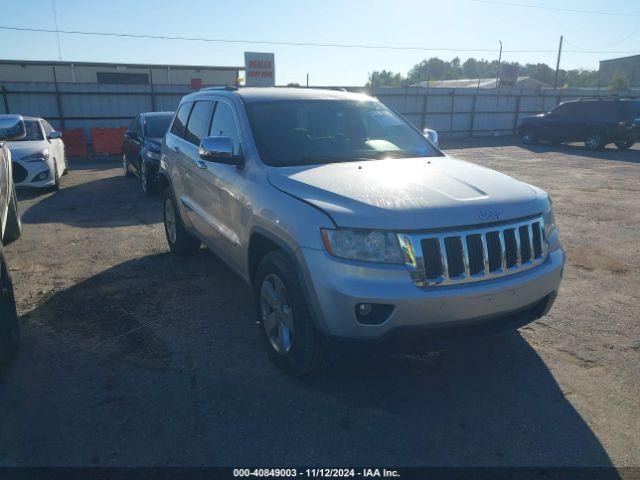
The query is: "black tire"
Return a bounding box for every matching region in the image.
[0,245,19,369]
[614,140,634,150]
[140,161,156,196]
[254,250,331,376]
[162,186,200,255]
[550,138,563,146]
[51,162,60,191]
[123,153,134,178]
[3,182,21,245]
[521,129,537,145]
[585,130,605,150]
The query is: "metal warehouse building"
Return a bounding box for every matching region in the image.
[599,54,640,87]
[0,59,242,86]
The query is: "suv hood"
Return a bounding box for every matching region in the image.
[267,155,548,230]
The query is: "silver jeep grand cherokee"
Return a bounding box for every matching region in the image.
[160,87,564,375]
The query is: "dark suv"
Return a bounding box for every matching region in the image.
[518,98,640,150]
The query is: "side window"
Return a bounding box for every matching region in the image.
[209,102,241,155]
[551,104,568,117]
[170,102,193,138]
[184,101,214,145]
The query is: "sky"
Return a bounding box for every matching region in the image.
[0,0,639,86]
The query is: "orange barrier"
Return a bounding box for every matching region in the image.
[61,129,88,157]
[90,127,127,155]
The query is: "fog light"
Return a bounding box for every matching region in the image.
[354,303,395,325]
[32,170,50,182]
[357,303,373,316]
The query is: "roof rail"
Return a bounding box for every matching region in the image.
[199,85,239,92]
[576,95,639,101]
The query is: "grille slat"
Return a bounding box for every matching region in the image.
[503,229,518,268]
[412,216,547,287]
[531,222,543,258]
[519,225,532,263]
[466,234,485,276]
[444,237,465,278]
[486,231,503,272]
[420,238,444,279]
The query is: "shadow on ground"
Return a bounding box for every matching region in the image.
[0,249,618,468]
[18,172,161,228]
[442,136,639,164]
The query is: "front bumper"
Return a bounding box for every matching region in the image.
[301,247,564,340]
[12,160,55,188]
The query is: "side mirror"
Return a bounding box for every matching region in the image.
[48,130,62,140]
[199,136,242,166]
[0,115,26,141]
[423,128,439,147]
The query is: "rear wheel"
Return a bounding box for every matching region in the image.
[3,182,21,245]
[254,250,332,376]
[162,186,200,255]
[0,245,19,369]
[585,131,605,150]
[614,140,634,150]
[521,129,537,145]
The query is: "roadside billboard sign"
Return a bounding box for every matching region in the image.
[244,52,275,87]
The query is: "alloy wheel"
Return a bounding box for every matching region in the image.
[586,134,602,150]
[260,273,294,355]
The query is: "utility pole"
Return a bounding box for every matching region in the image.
[495,40,503,88]
[553,35,563,90]
[51,0,63,60]
[306,73,309,87]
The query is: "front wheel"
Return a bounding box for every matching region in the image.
[162,186,200,255]
[521,129,537,145]
[614,140,634,150]
[0,245,19,369]
[140,161,156,196]
[254,250,332,376]
[585,131,605,150]
[123,154,134,177]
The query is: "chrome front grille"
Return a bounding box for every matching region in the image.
[398,216,547,287]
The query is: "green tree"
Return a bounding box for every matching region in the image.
[608,72,630,91]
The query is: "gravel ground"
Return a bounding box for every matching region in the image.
[0,139,638,468]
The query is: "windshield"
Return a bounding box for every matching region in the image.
[246,100,440,166]
[144,115,173,138]
[13,120,44,141]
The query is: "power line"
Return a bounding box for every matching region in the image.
[0,25,638,55]
[471,0,640,17]
[565,30,640,52]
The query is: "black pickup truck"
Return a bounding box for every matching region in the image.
[0,114,25,368]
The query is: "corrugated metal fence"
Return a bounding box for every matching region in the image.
[1,81,638,143]
[372,85,640,137]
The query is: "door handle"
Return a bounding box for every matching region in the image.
[193,159,208,169]
[170,146,180,153]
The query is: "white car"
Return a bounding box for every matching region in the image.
[6,116,67,190]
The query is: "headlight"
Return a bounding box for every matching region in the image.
[146,150,161,160]
[21,149,49,162]
[543,201,556,240]
[321,228,403,264]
